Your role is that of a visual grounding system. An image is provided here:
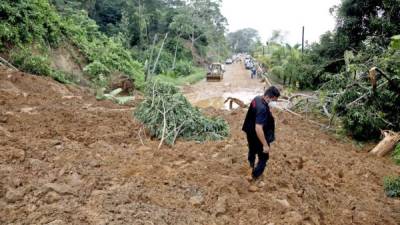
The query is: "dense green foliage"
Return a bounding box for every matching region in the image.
[251,1,400,141]
[1,0,229,89]
[384,176,400,198]
[0,0,145,88]
[0,0,63,47]
[134,80,229,145]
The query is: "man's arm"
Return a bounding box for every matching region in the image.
[255,124,269,153]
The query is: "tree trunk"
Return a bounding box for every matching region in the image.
[172,36,180,70]
[370,131,400,157]
[146,34,158,81]
[151,33,169,75]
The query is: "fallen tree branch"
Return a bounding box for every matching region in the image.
[288,94,318,103]
[281,107,330,128]
[370,130,400,157]
[0,56,18,71]
[224,97,247,109]
[323,104,332,118]
[346,81,388,108]
[158,100,167,150]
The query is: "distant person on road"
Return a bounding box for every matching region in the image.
[242,86,280,181]
[251,66,257,79]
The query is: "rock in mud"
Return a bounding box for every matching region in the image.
[0,115,8,123]
[275,198,290,208]
[214,196,228,216]
[248,185,258,192]
[257,181,266,188]
[43,183,75,195]
[189,195,204,206]
[5,188,24,203]
[43,191,61,204]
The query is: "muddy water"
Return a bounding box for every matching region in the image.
[183,63,265,109]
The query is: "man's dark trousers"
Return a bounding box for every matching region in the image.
[246,133,269,178]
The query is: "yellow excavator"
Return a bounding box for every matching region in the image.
[206,63,224,81]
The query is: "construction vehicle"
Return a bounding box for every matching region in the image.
[206,63,224,81]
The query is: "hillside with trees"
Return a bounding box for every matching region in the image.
[0,0,230,90]
[251,0,400,142]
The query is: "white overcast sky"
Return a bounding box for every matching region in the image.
[221,0,341,45]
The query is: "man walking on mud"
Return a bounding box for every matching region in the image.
[242,86,280,181]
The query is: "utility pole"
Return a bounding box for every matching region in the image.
[301,26,305,54]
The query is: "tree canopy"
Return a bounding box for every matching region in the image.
[227,28,260,53]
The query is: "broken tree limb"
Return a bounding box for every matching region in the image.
[224,97,247,109]
[281,107,330,128]
[288,94,318,103]
[158,100,167,150]
[323,104,332,118]
[370,131,400,157]
[0,56,18,71]
[346,81,388,108]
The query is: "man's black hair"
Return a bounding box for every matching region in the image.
[264,86,280,98]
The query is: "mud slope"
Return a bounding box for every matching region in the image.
[1,67,400,225]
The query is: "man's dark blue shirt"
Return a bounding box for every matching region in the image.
[242,96,275,144]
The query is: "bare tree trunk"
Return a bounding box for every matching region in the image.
[146,34,158,81]
[172,35,180,70]
[151,33,169,75]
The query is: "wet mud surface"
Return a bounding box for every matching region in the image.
[1,66,400,225]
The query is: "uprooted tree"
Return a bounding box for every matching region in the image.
[134,80,229,148]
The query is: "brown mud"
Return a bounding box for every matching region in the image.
[1,65,400,225]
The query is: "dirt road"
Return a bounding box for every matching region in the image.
[1,66,400,225]
[183,62,266,109]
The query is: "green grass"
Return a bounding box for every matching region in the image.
[392,144,400,165]
[155,67,205,86]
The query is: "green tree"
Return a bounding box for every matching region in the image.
[227,28,260,53]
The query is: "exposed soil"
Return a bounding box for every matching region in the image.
[1,64,400,225]
[49,43,90,87]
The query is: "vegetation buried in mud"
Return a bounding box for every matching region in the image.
[134,80,229,145]
[392,144,400,165]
